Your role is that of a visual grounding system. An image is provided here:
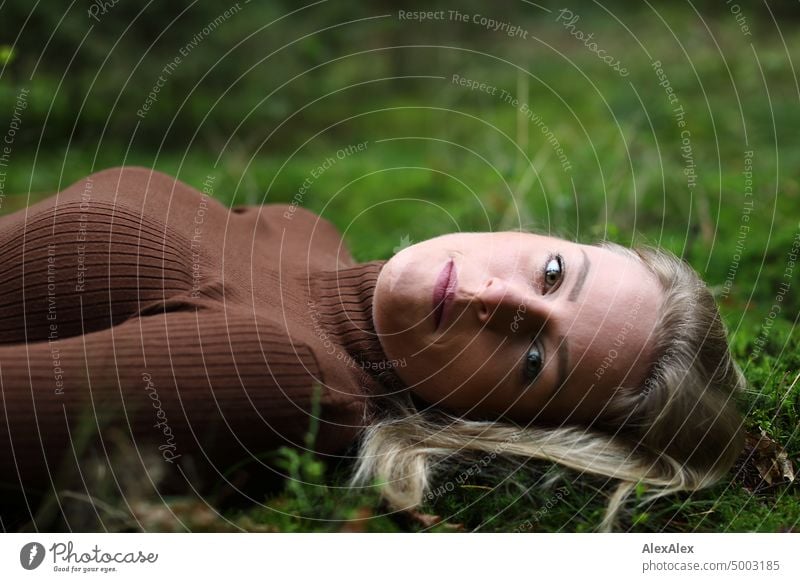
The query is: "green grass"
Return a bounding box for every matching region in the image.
[2,7,798,532]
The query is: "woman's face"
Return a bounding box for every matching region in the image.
[372,232,663,426]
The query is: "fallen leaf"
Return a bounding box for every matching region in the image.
[402,509,465,531]
[406,509,442,528]
[733,428,796,495]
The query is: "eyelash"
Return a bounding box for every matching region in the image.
[522,253,565,385]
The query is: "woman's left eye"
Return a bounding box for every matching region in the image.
[543,254,563,290]
[523,343,544,384]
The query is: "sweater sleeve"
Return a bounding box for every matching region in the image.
[0,306,365,520]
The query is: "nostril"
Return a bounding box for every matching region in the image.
[475,279,493,319]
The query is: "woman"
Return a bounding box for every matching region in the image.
[0,166,744,531]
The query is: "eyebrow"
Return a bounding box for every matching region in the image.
[568,248,591,302]
[554,249,592,396]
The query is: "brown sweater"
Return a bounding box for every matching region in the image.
[0,166,400,529]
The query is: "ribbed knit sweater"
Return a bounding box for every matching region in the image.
[0,166,402,529]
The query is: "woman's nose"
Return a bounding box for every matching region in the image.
[474,277,553,331]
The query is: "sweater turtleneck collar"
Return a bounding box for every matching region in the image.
[308,260,408,395]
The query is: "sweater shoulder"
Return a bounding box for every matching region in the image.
[234,203,356,268]
[59,165,230,219]
[63,165,194,197]
[243,202,342,241]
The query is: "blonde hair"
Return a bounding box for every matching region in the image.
[349,241,746,531]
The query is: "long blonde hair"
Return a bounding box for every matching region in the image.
[349,241,746,531]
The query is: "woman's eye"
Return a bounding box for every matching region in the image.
[523,343,544,383]
[543,255,563,290]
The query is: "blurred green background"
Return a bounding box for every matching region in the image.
[0,0,797,531]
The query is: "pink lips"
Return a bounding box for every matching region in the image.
[432,258,457,330]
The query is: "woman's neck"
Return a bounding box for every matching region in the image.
[308,260,408,395]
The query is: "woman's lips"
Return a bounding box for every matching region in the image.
[432,258,457,330]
